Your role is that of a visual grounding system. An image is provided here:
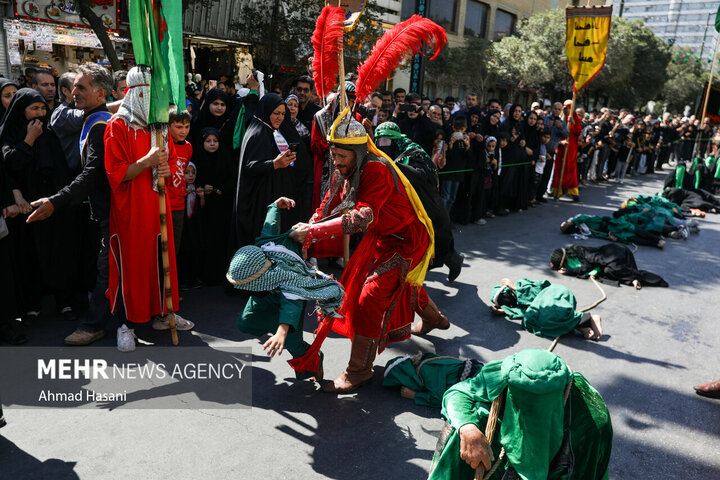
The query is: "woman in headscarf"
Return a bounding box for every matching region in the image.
[192,127,236,285]
[0,78,19,119]
[478,108,501,140]
[233,93,310,248]
[191,88,234,154]
[285,94,311,140]
[500,103,524,134]
[0,88,77,320]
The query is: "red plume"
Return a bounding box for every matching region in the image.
[311,6,346,101]
[355,15,448,102]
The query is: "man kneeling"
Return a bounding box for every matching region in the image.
[429,349,612,480]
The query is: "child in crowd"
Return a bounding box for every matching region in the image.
[440,115,471,214]
[179,162,204,288]
[532,130,552,205]
[577,133,595,185]
[192,127,236,285]
[167,107,193,264]
[471,136,497,224]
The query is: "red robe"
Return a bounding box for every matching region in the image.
[104,118,180,323]
[552,113,583,192]
[309,160,430,352]
[310,118,328,211]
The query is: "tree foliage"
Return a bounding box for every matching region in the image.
[425,37,496,96]
[660,47,710,112]
[228,0,383,89]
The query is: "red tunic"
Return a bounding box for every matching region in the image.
[167,140,192,212]
[552,113,583,191]
[104,118,180,323]
[310,118,329,211]
[311,160,430,351]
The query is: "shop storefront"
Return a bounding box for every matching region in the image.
[6,0,128,75]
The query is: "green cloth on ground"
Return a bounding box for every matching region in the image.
[571,214,637,243]
[382,353,482,408]
[675,164,686,189]
[491,279,585,338]
[429,350,612,480]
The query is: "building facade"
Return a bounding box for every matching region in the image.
[621,0,718,59]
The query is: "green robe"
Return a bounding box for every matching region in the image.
[497,279,584,338]
[571,214,637,243]
[382,353,483,408]
[236,204,319,379]
[429,373,612,480]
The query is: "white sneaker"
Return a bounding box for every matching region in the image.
[152,313,194,331]
[117,325,136,352]
[473,218,487,225]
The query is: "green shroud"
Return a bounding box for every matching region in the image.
[382,353,482,408]
[492,279,584,338]
[429,350,612,480]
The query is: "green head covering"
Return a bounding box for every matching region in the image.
[227,243,344,317]
[375,121,423,157]
[481,349,571,480]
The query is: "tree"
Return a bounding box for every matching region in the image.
[490,10,671,108]
[74,0,121,71]
[229,0,383,90]
[424,36,496,99]
[660,47,709,112]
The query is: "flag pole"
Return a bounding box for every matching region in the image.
[336,0,350,266]
[554,89,577,199]
[155,128,179,346]
[697,33,719,154]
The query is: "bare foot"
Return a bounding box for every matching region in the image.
[657,239,666,250]
[490,305,506,316]
[588,314,603,340]
[632,279,642,290]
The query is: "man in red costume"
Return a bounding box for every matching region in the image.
[104,66,193,352]
[293,109,447,393]
[552,99,583,202]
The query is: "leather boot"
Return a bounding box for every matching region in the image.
[447,251,464,282]
[411,297,450,336]
[322,335,377,393]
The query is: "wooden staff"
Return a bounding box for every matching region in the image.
[336,0,350,265]
[474,392,505,480]
[554,90,577,199]
[154,128,179,346]
[697,34,720,153]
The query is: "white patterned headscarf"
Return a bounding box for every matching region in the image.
[116,66,151,131]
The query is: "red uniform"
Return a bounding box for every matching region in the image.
[552,113,583,195]
[104,118,180,323]
[167,140,192,212]
[307,159,430,351]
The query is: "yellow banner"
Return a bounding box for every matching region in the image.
[565,6,612,92]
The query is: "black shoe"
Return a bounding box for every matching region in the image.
[571,195,580,202]
[496,209,509,216]
[0,416,6,429]
[447,251,464,282]
[0,323,28,345]
[537,197,548,204]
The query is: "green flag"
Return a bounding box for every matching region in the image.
[128,0,185,124]
[716,4,720,33]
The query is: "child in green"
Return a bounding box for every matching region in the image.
[228,198,344,380]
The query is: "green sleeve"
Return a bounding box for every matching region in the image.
[441,378,490,430]
[278,295,304,331]
[259,203,281,238]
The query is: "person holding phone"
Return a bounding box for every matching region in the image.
[234,93,311,248]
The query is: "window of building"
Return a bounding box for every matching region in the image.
[493,9,516,41]
[428,1,458,33]
[401,0,458,32]
[464,0,489,38]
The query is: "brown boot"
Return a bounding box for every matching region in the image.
[411,297,450,336]
[322,335,377,393]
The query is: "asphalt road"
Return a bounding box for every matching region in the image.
[1,172,719,479]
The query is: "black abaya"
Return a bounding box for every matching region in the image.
[563,243,668,287]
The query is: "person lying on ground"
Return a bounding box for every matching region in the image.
[489,278,603,341]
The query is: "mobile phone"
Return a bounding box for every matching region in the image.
[399,104,415,113]
[289,143,299,153]
[366,108,377,119]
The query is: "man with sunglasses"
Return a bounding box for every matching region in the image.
[294,75,320,132]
